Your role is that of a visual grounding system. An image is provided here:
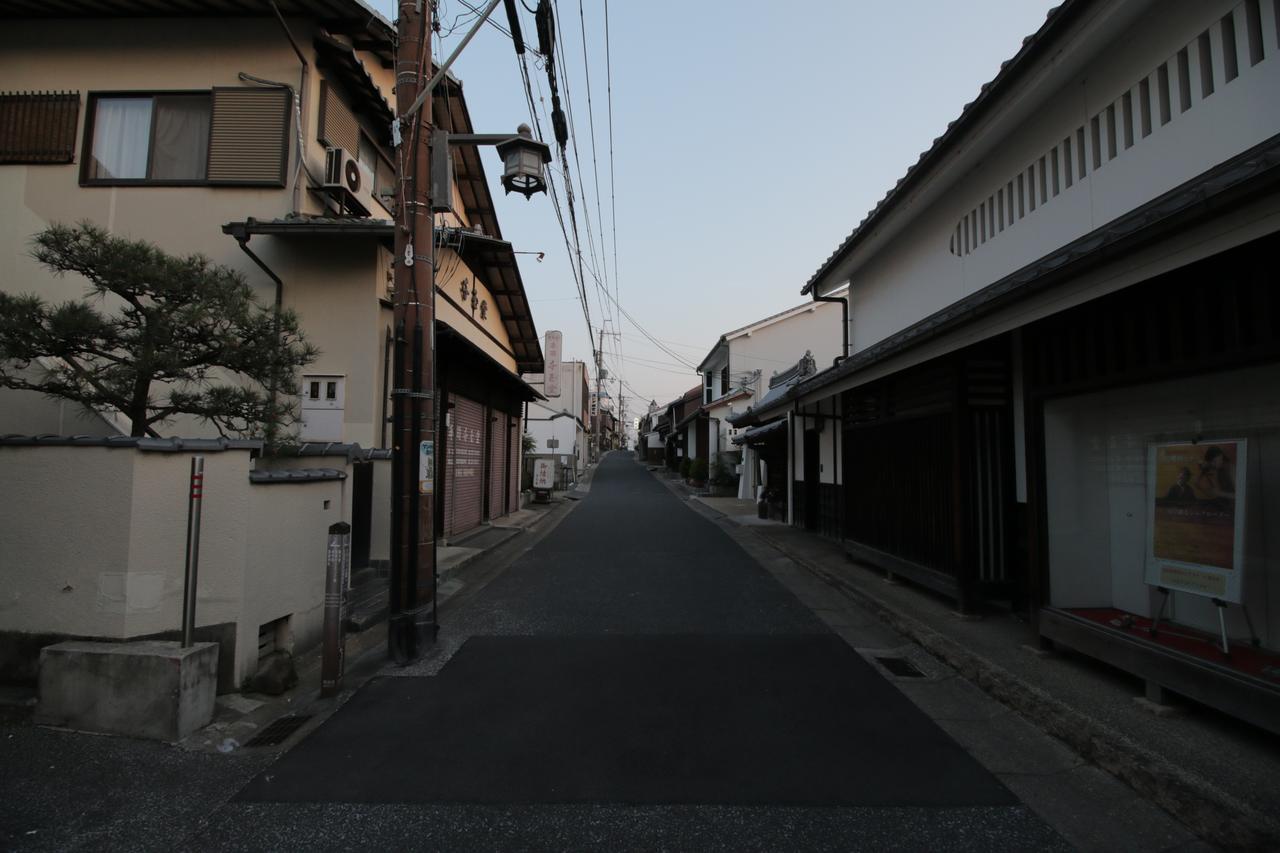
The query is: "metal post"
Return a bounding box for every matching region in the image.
[181,456,205,648]
[322,521,351,697]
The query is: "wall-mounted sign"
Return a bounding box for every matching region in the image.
[545,330,562,398]
[1145,440,1247,602]
[419,440,434,495]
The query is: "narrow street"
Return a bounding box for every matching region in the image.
[196,453,1067,851]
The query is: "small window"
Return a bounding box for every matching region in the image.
[0,91,80,164]
[326,381,337,401]
[85,93,211,183]
[309,381,321,399]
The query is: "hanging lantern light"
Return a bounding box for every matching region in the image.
[495,124,552,198]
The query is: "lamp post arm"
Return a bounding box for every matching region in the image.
[446,133,521,147]
[397,0,503,136]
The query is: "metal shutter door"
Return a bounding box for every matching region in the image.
[446,395,484,537]
[488,411,508,521]
[508,414,521,514]
[207,87,290,185]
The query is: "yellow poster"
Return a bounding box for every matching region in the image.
[1146,440,1246,602]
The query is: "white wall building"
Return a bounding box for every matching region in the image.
[693,300,844,496]
[523,360,589,486]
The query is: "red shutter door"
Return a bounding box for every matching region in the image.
[488,410,508,520]
[509,414,521,514]
[446,395,484,537]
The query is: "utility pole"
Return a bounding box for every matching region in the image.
[390,0,436,662]
[593,327,604,461]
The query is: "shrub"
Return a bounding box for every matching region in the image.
[680,457,692,478]
[689,458,708,483]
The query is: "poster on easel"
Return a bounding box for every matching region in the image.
[1145,439,1247,603]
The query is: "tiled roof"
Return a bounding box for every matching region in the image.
[0,434,263,452]
[250,468,348,483]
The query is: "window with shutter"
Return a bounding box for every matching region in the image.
[207,87,291,186]
[319,81,360,154]
[0,91,80,164]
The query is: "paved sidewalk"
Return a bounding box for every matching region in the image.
[671,475,1280,852]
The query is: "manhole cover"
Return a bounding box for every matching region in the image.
[244,714,313,747]
[874,656,925,678]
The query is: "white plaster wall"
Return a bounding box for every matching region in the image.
[728,303,843,405]
[243,479,342,686]
[1044,362,1280,646]
[0,446,135,637]
[123,451,253,641]
[824,0,1280,355]
[0,445,348,687]
[0,383,118,438]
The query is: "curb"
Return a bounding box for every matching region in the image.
[678,479,1280,852]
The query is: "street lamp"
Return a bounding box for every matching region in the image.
[431,126,552,208]
[496,124,553,198]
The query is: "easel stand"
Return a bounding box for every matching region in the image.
[1149,586,1260,657]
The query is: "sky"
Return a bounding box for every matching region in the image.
[372,0,1059,427]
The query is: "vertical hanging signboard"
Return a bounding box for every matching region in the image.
[1145,439,1247,602]
[545,330,562,398]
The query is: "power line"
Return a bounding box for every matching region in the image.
[604,0,620,372]
[577,0,612,334]
[551,0,611,332]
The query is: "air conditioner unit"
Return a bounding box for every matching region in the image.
[324,147,380,216]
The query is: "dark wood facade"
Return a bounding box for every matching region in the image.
[837,337,1017,610]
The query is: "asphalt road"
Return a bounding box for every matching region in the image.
[200,452,1065,851]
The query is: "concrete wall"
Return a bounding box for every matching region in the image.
[0,444,345,689]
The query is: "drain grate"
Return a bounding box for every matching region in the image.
[874,656,925,678]
[244,714,313,747]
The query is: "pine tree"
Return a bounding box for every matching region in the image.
[0,222,318,444]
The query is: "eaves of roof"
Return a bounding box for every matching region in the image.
[315,32,394,133]
[801,0,1086,295]
[0,0,395,57]
[751,130,1280,423]
[223,216,393,239]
